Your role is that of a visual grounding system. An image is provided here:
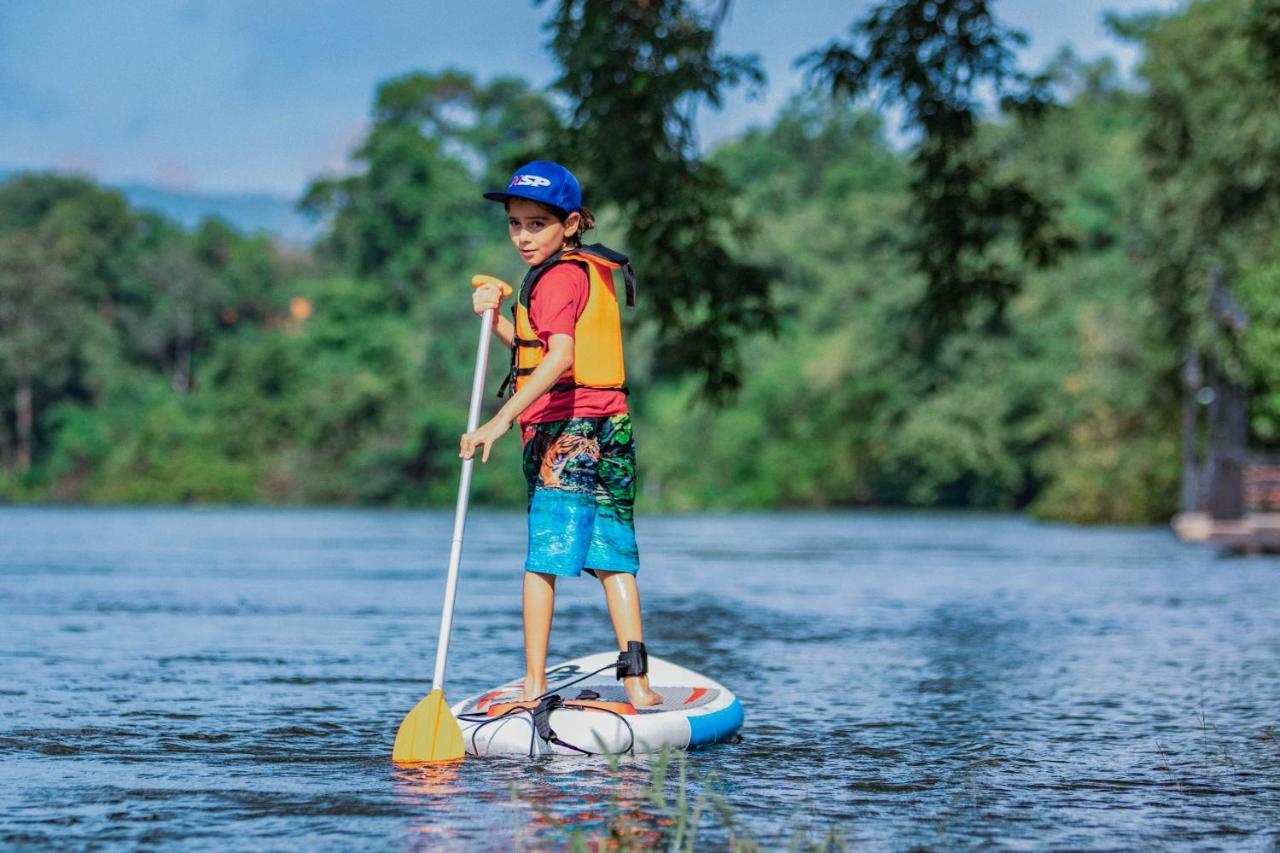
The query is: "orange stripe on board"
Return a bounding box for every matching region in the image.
[685,687,707,705]
[475,690,503,711]
[566,700,636,716]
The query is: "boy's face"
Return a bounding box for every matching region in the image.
[507,198,581,266]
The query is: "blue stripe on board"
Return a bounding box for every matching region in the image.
[686,697,744,747]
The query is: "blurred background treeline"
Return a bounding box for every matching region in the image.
[1,0,1277,523]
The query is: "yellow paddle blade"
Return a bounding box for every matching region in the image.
[392,688,465,764]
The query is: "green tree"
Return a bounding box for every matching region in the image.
[802,0,1071,339]
[135,238,223,393]
[1237,259,1280,445]
[300,71,555,307]
[0,174,137,312]
[638,63,1180,520]
[0,230,87,475]
[191,217,293,326]
[543,0,775,399]
[1128,0,1280,333]
[1119,0,1280,517]
[111,216,284,394]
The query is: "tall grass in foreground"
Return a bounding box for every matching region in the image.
[510,746,846,852]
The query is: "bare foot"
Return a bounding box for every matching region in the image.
[623,674,663,708]
[519,674,546,702]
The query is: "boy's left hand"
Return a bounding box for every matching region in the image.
[460,416,512,463]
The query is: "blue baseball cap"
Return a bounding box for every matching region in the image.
[483,160,582,215]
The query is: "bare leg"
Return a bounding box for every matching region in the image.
[595,570,663,707]
[522,571,556,700]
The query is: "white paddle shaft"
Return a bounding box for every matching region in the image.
[431,308,497,690]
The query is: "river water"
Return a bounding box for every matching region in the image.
[1,507,1277,849]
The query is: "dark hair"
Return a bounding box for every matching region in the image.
[505,199,596,246]
[564,205,596,247]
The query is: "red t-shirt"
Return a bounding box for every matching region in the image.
[517,262,629,427]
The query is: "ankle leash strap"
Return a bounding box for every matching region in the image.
[615,641,648,679]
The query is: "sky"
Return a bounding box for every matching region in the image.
[0,0,1177,199]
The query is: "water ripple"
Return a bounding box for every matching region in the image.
[1,508,1278,849]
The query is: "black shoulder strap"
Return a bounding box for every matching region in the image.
[518,250,583,312]
[576,243,637,308]
[576,243,629,265]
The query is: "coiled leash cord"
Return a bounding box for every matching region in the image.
[457,690,638,757]
[457,642,650,756]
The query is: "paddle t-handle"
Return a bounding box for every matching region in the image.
[471,274,513,300]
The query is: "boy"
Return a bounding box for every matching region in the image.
[460,161,661,708]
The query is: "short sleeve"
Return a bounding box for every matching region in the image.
[527,263,589,343]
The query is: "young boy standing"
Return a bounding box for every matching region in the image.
[460,160,661,708]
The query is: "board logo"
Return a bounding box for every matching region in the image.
[546,663,582,682]
[511,174,552,188]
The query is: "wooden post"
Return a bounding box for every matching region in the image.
[1204,270,1249,521]
[1180,350,1202,514]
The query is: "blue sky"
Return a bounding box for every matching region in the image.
[0,0,1175,198]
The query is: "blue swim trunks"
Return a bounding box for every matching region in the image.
[521,413,639,577]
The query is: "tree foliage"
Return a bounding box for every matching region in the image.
[299,71,556,308]
[542,0,774,399]
[802,0,1072,339]
[1128,0,1280,344]
[0,230,85,473]
[638,69,1178,519]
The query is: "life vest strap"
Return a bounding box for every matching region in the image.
[620,263,637,308]
[494,379,630,399]
[571,244,637,308]
[548,381,630,395]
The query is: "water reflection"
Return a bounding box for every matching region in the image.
[508,757,688,850]
[392,763,469,845]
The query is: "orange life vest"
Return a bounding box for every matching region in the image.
[499,243,637,398]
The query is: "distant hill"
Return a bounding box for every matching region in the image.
[0,167,321,245]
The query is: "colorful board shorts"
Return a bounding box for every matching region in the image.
[521,413,639,577]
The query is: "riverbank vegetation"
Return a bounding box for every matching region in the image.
[1,0,1277,523]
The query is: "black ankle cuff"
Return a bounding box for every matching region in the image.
[616,641,648,679]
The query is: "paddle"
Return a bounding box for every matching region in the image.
[393,274,512,763]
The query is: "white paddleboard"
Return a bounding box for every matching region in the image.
[451,652,744,756]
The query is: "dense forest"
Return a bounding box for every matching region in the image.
[1,0,1277,522]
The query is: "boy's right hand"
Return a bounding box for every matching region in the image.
[460,414,512,463]
[471,275,511,318]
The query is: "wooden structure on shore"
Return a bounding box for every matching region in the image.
[1172,273,1280,554]
[1174,510,1280,555]
[1175,464,1280,553]
[1177,462,1280,554]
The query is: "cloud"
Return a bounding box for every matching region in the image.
[156,159,198,192]
[306,120,371,184]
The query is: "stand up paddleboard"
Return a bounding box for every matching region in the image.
[451,651,743,756]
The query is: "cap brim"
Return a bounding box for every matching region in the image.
[482,189,568,216]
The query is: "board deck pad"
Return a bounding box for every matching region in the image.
[458,685,720,715]
[452,652,743,755]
